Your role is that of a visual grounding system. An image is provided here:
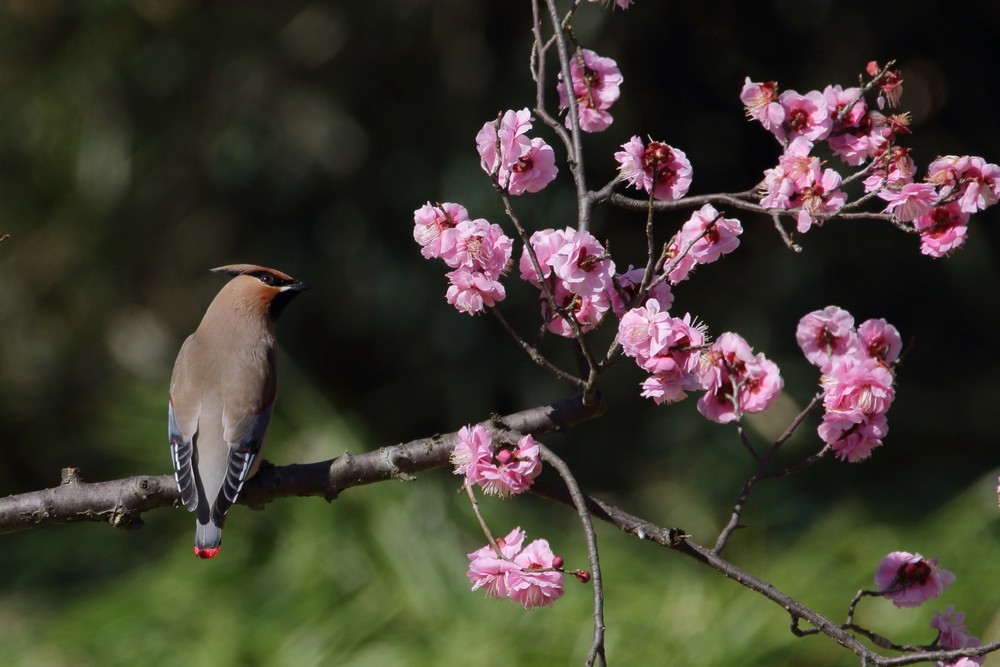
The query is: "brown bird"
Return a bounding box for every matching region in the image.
[168,264,309,558]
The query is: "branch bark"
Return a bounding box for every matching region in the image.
[0,393,604,535]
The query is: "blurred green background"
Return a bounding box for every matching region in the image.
[2,1,999,665]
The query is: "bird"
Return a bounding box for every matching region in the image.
[168,264,309,559]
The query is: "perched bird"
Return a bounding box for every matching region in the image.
[168,264,309,558]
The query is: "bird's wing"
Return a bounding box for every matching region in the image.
[212,401,273,523]
[168,400,200,512]
[168,335,202,512]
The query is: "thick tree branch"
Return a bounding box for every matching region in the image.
[0,393,604,535]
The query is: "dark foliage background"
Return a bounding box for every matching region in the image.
[1,1,998,665]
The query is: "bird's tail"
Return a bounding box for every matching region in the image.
[194,519,223,559]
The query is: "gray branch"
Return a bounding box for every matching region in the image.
[0,393,605,535]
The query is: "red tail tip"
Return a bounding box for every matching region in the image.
[194,545,221,559]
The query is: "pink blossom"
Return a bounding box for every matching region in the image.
[467,527,526,599]
[557,49,623,133]
[775,89,832,143]
[520,227,614,298]
[466,528,565,609]
[475,109,558,195]
[640,370,702,405]
[914,202,970,258]
[931,606,984,667]
[615,136,692,201]
[740,79,784,132]
[863,146,916,194]
[821,354,895,422]
[666,204,742,284]
[874,551,955,608]
[451,426,541,496]
[445,269,506,315]
[796,165,846,233]
[823,83,875,166]
[857,318,902,364]
[441,218,512,278]
[542,282,611,337]
[697,332,783,424]
[547,228,616,297]
[759,138,845,231]
[508,538,566,608]
[818,412,888,462]
[508,137,559,195]
[608,266,674,318]
[620,307,707,405]
[796,306,857,370]
[413,202,469,260]
[880,182,938,222]
[617,298,676,364]
[929,155,1000,214]
[520,227,573,286]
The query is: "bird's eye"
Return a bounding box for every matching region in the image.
[258,273,275,286]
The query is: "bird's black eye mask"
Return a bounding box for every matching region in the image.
[249,270,295,288]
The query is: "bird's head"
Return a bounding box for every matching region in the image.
[211,264,311,321]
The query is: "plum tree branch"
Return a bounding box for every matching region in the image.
[0,393,604,535]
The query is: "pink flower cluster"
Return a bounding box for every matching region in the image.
[760,137,846,233]
[451,425,542,496]
[874,551,955,608]
[666,204,743,284]
[931,606,984,667]
[476,108,558,195]
[697,332,783,424]
[413,203,513,315]
[618,300,706,404]
[615,136,692,201]
[467,527,565,609]
[741,76,906,163]
[557,49,623,133]
[797,306,900,462]
[520,227,617,337]
[744,68,1000,257]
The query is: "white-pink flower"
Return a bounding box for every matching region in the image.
[823,84,872,166]
[874,551,955,608]
[760,137,845,232]
[466,528,565,609]
[475,109,558,195]
[508,538,565,608]
[931,606,984,667]
[666,204,742,284]
[818,412,887,462]
[796,306,857,370]
[914,202,970,258]
[615,136,692,201]
[775,89,832,143]
[547,228,616,297]
[697,332,783,424]
[413,202,469,260]
[880,182,938,222]
[557,49,623,133]
[445,270,506,315]
[821,354,895,422]
[740,79,784,133]
[857,318,902,364]
[467,527,525,599]
[451,426,542,496]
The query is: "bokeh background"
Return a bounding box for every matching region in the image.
[2,1,999,665]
